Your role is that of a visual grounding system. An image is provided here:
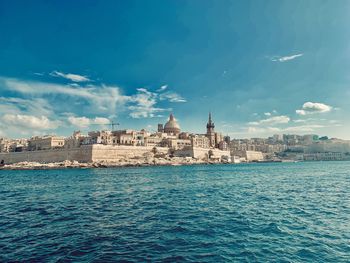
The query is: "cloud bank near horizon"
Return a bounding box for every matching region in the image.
[0,75,186,137]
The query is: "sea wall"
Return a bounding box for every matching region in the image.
[0,144,231,164]
[0,145,169,164]
[0,145,93,164]
[174,146,230,159]
[91,145,169,162]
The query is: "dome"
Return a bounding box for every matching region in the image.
[164,114,180,134]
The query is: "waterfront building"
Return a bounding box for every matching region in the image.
[164,114,181,135]
[224,136,231,145]
[191,135,210,149]
[206,112,216,147]
[86,130,113,145]
[303,152,345,161]
[218,141,228,151]
[244,150,264,162]
[0,138,28,152]
[65,131,87,149]
[28,136,65,151]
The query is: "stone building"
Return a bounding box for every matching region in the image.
[161,113,181,135]
[65,131,87,149]
[206,113,216,147]
[191,135,210,149]
[205,113,224,148]
[86,130,113,145]
[0,138,28,152]
[28,136,65,151]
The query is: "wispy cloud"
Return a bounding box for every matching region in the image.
[33,72,44,76]
[246,124,325,136]
[248,115,290,126]
[1,77,129,114]
[160,91,187,103]
[270,53,303,62]
[296,102,332,115]
[2,114,60,130]
[50,70,90,82]
[68,116,110,128]
[1,77,186,118]
[0,96,58,137]
[129,88,169,118]
[0,97,53,116]
[0,76,188,137]
[157,85,168,92]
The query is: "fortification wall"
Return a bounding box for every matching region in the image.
[91,145,168,162]
[174,147,230,159]
[193,147,230,159]
[0,145,93,164]
[0,145,169,164]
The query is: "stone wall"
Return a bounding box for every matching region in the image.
[0,145,93,164]
[91,145,169,162]
[174,146,230,159]
[245,150,264,161]
[0,144,232,164]
[0,145,170,164]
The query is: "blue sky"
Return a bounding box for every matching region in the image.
[0,0,349,139]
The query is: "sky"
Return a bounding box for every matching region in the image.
[0,0,350,139]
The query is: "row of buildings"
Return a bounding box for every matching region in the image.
[0,113,230,160]
[1,113,350,162]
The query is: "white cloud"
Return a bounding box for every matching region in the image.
[293,119,307,123]
[68,116,90,128]
[129,88,168,118]
[264,112,271,116]
[249,115,290,126]
[271,53,303,62]
[283,124,325,132]
[2,114,59,130]
[157,85,168,92]
[247,126,281,134]
[296,102,332,115]
[0,77,128,113]
[68,116,110,128]
[94,117,110,125]
[0,97,54,117]
[50,71,90,82]
[159,91,187,103]
[0,77,186,122]
[246,124,325,136]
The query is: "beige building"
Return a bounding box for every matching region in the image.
[65,131,87,149]
[191,135,210,149]
[159,113,181,135]
[0,138,28,152]
[303,152,345,161]
[1,112,233,164]
[244,150,264,162]
[28,136,65,151]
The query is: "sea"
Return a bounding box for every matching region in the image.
[0,161,349,262]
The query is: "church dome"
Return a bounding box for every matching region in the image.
[164,114,180,134]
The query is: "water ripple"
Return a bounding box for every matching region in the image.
[0,162,350,262]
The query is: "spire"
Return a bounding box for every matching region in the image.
[206,112,215,130]
[169,113,174,121]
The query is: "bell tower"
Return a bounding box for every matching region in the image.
[206,112,216,147]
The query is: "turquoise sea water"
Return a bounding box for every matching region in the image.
[0,162,349,262]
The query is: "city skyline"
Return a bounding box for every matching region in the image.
[1,1,350,139]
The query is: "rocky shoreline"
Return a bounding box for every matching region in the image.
[0,156,228,170]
